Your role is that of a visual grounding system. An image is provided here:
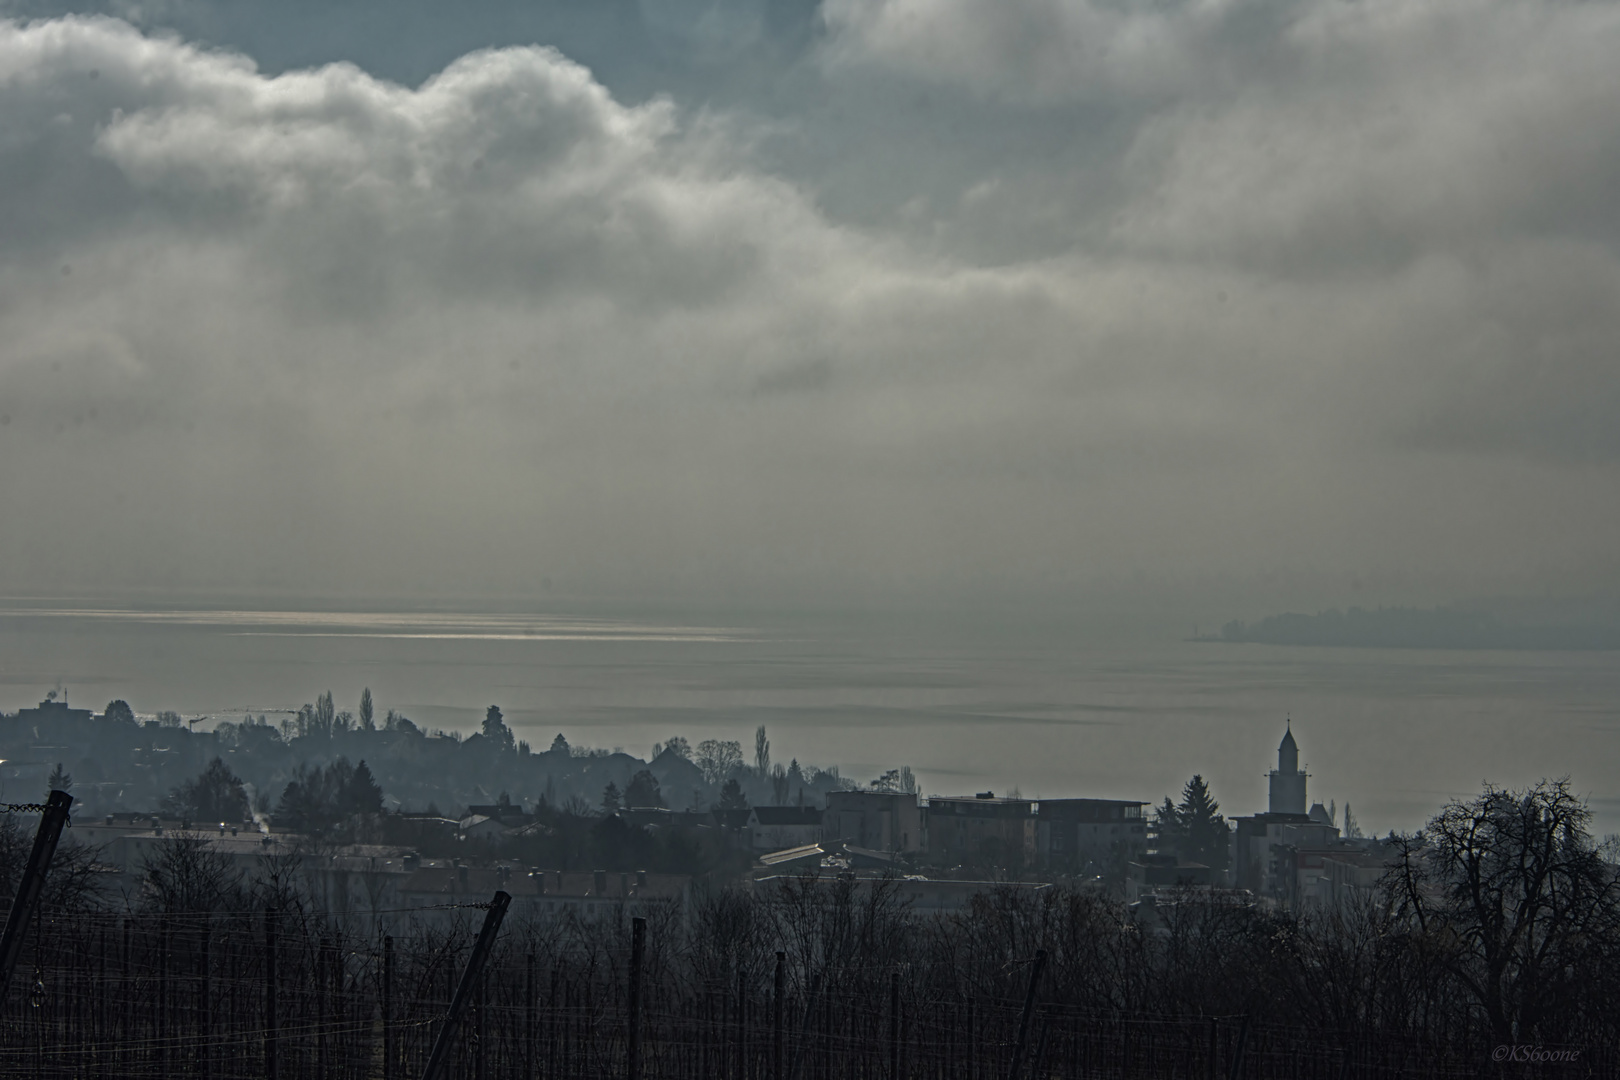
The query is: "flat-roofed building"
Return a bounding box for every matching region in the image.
[1125,854,1217,902]
[1036,798,1148,878]
[824,790,925,853]
[1231,814,1338,900]
[925,793,1034,868]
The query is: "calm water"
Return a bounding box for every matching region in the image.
[2,602,1617,838]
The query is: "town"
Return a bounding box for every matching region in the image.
[3,689,1390,921]
[2,691,1614,1076]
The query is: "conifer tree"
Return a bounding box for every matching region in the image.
[1175,775,1229,872]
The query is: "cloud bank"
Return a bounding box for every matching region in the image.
[0,9,1617,607]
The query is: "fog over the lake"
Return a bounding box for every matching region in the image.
[2,0,1619,611]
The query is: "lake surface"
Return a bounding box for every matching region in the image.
[2,601,1617,838]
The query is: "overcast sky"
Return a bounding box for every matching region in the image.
[2,0,1618,612]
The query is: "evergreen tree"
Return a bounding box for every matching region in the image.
[625,770,664,809]
[359,688,375,732]
[102,700,136,725]
[47,762,72,794]
[483,705,515,751]
[715,777,749,814]
[1151,796,1183,854]
[344,760,385,815]
[275,756,383,833]
[549,733,571,755]
[601,781,622,813]
[1175,775,1229,872]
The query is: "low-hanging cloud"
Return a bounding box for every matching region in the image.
[0,12,1617,607]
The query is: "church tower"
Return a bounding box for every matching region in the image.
[1268,721,1308,815]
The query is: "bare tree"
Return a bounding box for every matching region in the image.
[1384,778,1620,1045]
[139,833,244,913]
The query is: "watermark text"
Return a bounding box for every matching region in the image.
[1493,1045,1581,1064]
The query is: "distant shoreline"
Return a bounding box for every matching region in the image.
[1209,606,1620,651]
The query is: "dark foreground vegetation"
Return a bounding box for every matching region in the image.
[1,780,1615,1079]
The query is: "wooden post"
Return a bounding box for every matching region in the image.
[476,971,488,1080]
[158,915,169,1072]
[264,909,278,1080]
[0,791,73,1005]
[889,969,900,1080]
[199,921,211,1076]
[383,936,396,1080]
[773,952,786,1080]
[121,918,131,1075]
[969,999,977,1080]
[526,952,536,1080]
[628,917,646,1080]
[548,966,559,1080]
[1226,1016,1249,1080]
[1030,1010,1051,1080]
[1006,950,1047,1080]
[419,891,511,1080]
[318,937,330,1078]
[736,967,747,1080]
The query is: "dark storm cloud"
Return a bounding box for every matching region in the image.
[0,3,1617,605]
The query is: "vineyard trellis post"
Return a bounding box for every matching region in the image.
[1226,1015,1249,1080]
[628,916,646,1080]
[384,935,395,1080]
[158,913,170,1072]
[419,890,511,1080]
[888,968,900,1080]
[525,951,536,1080]
[548,964,559,1080]
[264,907,278,1080]
[736,966,747,1080]
[773,951,785,1080]
[1006,949,1047,1080]
[476,970,488,1080]
[0,790,73,1006]
[1030,1009,1051,1080]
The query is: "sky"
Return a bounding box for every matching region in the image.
[2,0,1619,615]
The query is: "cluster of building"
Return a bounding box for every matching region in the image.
[1230,725,1390,907]
[44,716,1386,924]
[740,724,1392,918]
